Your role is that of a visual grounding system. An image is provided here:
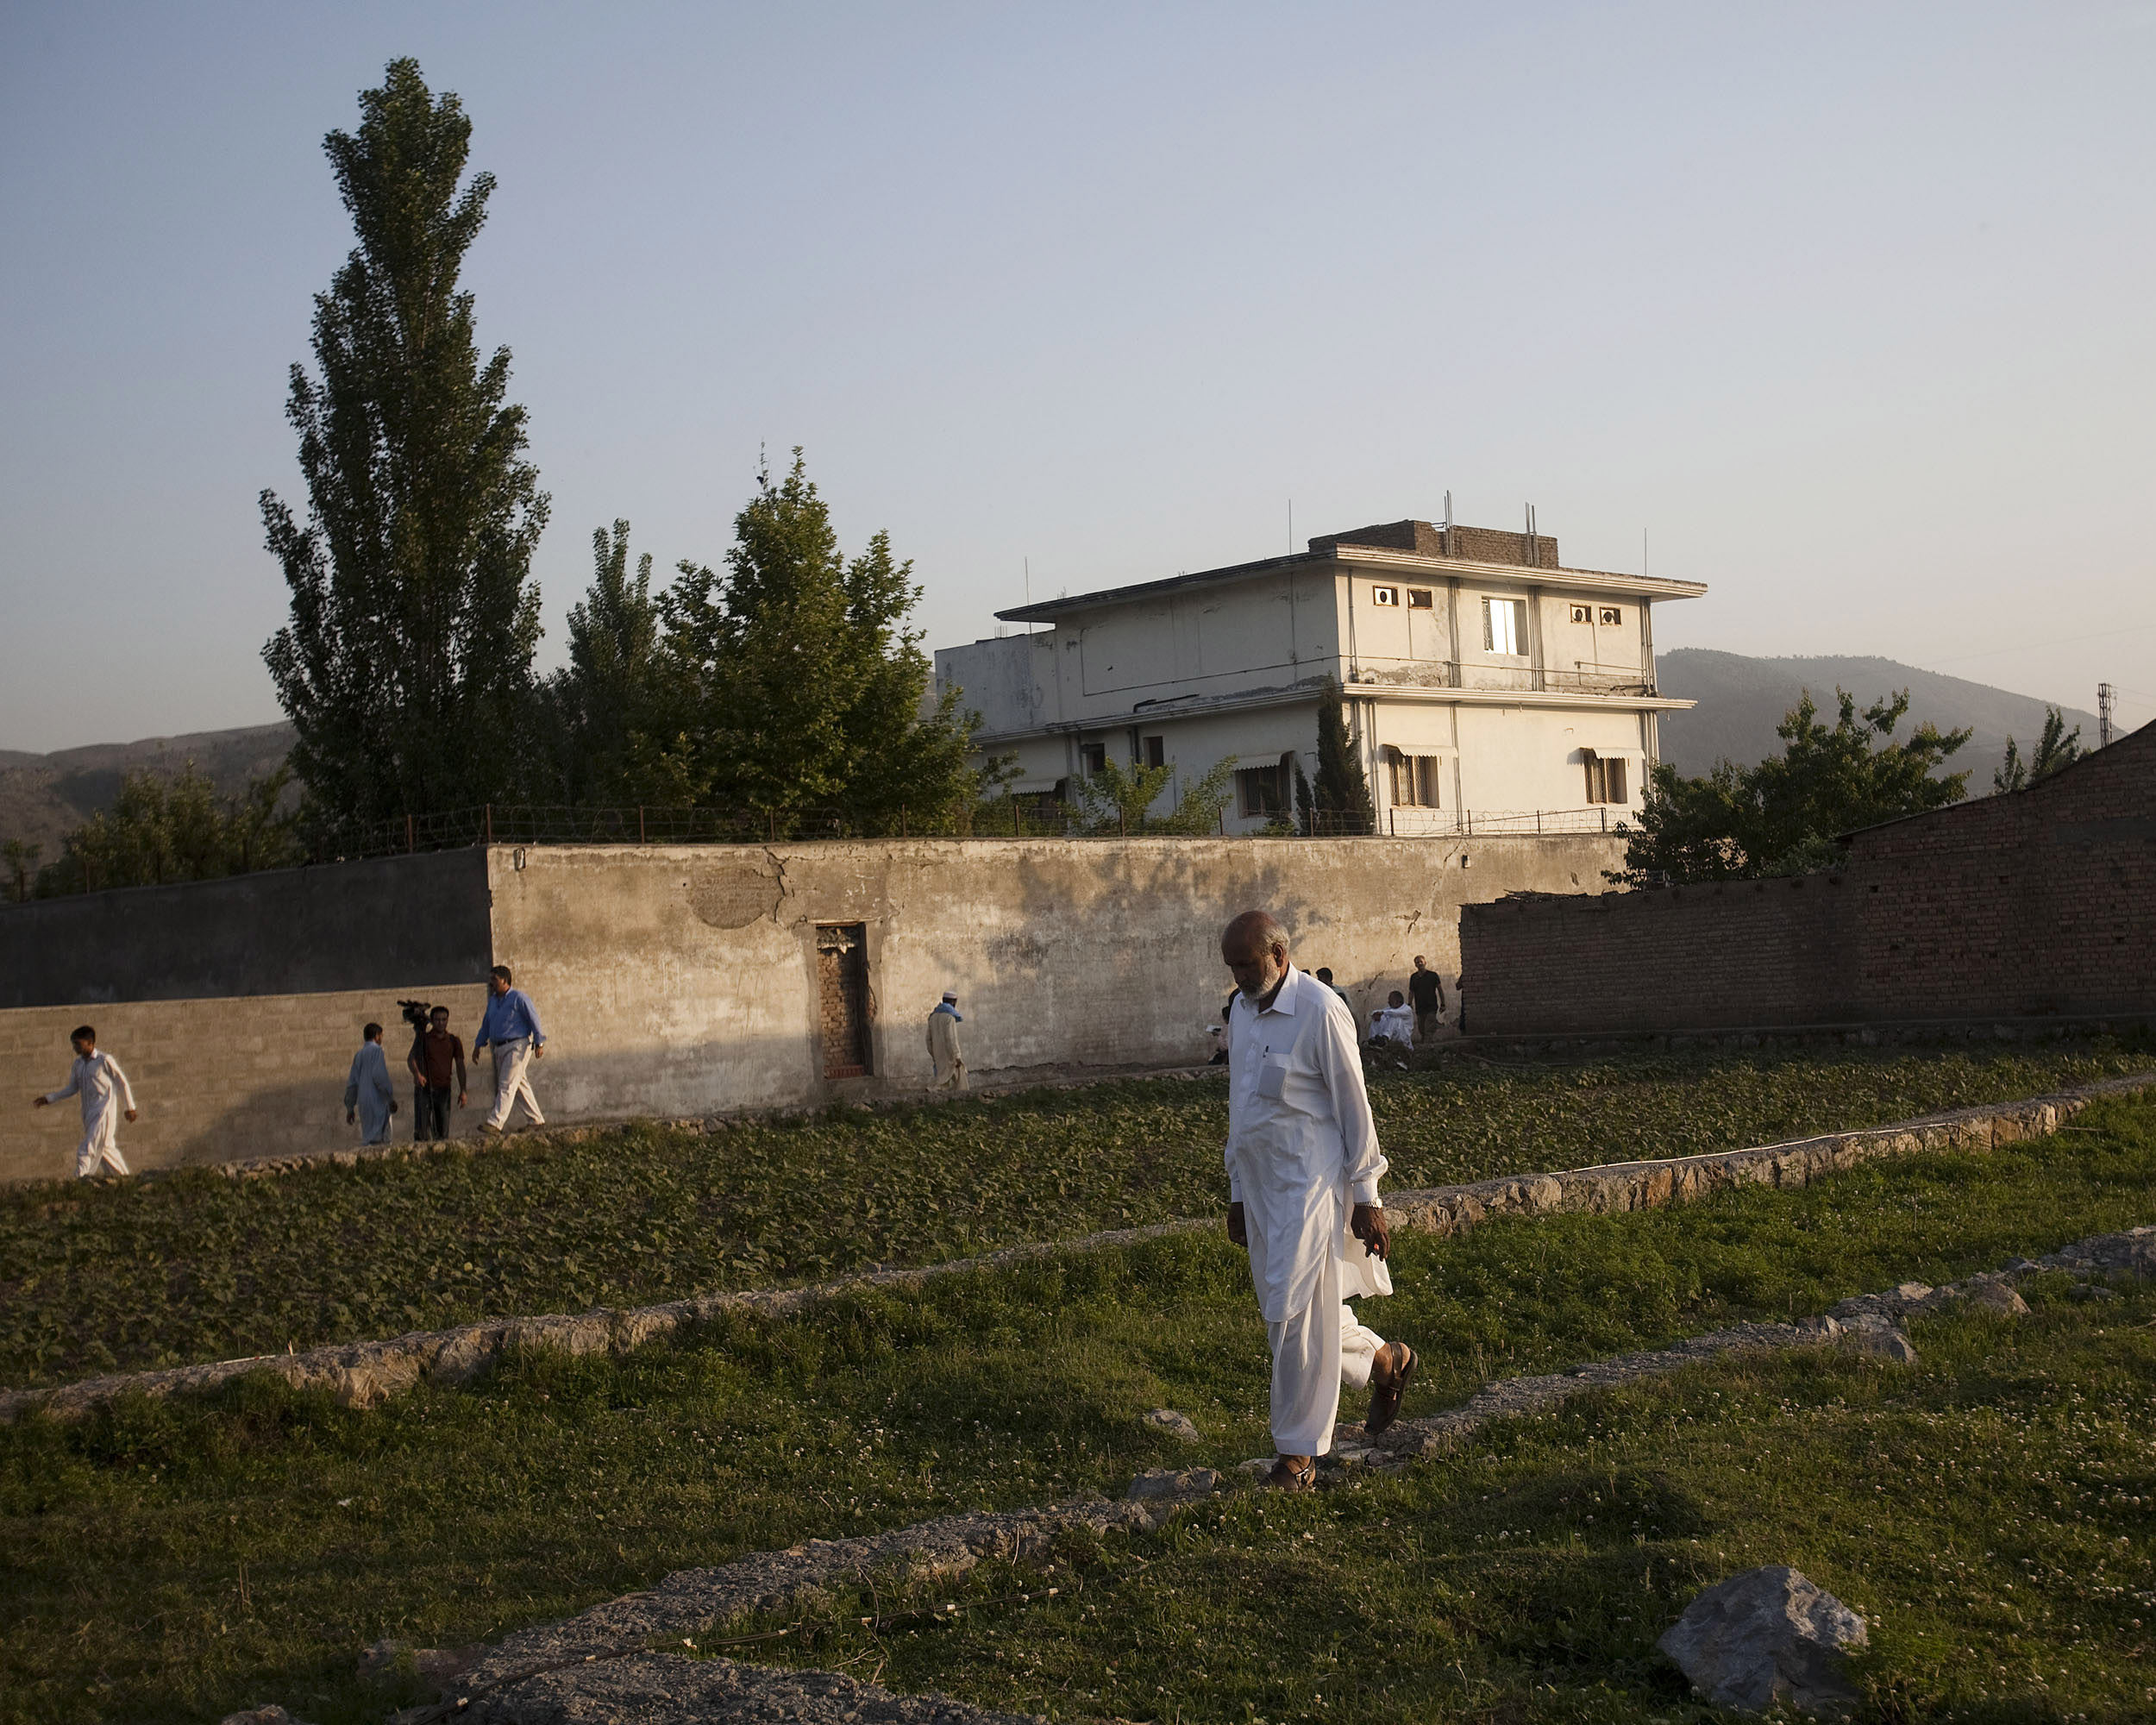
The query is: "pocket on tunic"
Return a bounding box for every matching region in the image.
[1257,1058,1289,1100]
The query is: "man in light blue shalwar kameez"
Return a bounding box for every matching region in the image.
[344,1023,398,1145]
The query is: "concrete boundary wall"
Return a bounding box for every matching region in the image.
[7,1072,2145,1423]
[0,834,1620,1182]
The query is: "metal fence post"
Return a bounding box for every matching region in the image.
[405,813,414,854]
[638,806,646,844]
[484,805,493,844]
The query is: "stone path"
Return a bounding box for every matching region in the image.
[14,1074,2149,1425]
[339,1223,2151,1725]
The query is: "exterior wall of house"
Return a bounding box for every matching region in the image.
[937,536,1694,832]
[1458,723,2156,1035]
[0,833,1623,1182]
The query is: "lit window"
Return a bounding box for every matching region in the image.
[1482,597,1526,655]
[1372,586,1399,606]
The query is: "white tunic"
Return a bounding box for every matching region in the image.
[46,1051,135,1155]
[1225,965,1390,1324]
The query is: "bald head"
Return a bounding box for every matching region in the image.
[1221,910,1290,999]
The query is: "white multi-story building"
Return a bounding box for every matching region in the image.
[933,516,1706,835]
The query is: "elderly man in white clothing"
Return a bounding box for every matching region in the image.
[32,1024,138,1178]
[1221,911,1417,1491]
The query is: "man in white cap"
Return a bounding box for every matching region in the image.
[1219,909,1416,1490]
[926,989,967,1091]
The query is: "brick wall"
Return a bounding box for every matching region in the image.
[1461,721,2156,1035]
[1311,520,1561,569]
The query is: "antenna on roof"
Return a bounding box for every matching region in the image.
[1288,498,1294,557]
[1444,489,1453,556]
[1024,557,1031,634]
[2099,682,2115,748]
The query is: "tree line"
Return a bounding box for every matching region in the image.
[1611,688,2084,886]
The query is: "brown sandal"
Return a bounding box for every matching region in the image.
[1364,1343,1418,1435]
[1263,1456,1317,1492]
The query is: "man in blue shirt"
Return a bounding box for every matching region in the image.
[472,964,547,1133]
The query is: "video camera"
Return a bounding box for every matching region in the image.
[398,999,436,1032]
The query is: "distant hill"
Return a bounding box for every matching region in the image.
[1656,650,2097,787]
[0,723,295,862]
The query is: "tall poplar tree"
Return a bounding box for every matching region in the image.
[260,59,548,839]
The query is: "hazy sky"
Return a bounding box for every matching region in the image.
[3,2,2153,753]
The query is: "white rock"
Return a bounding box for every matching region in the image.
[1658,1565,1868,1715]
[1142,1407,1202,1443]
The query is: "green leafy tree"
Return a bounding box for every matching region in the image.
[662,451,979,831]
[1155,756,1239,835]
[541,520,697,806]
[260,59,548,841]
[1072,755,1238,835]
[35,764,301,895]
[1993,705,2084,794]
[1613,688,1971,885]
[1302,681,1375,836]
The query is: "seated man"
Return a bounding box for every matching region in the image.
[1368,990,1417,1049]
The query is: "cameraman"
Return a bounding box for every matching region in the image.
[407,1005,468,1143]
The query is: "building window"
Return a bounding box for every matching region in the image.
[1570,604,1592,624]
[815,923,873,1080]
[1079,741,1106,775]
[1370,584,1400,606]
[1407,587,1433,609]
[1385,748,1443,807]
[1584,751,1630,805]
[1482,596,1526,655]
[1142,735,1166,769]
[1600,605,1623,625]
[1237,763,1285,819]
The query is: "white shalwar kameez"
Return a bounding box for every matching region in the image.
[45,1051,136,1178]
[1225,965,1391,1457]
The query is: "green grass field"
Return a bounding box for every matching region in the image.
[744,1286,2156,1723]
[1,1038,2145,1388]
[2,1091,2152,1725]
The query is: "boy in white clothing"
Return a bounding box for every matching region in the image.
[32,1025,137,1178]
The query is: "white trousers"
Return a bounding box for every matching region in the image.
[1264,1240,1385,1455]
[486,1038,545,1129]
[76,1108,129,1178]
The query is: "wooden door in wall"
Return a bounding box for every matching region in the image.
[816,923,873,1078]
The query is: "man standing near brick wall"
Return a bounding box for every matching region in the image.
[33,1026,137,1178]
[1408,956,1447,1041]
[473,965,547,1134]
[1220,911,1417,1491]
